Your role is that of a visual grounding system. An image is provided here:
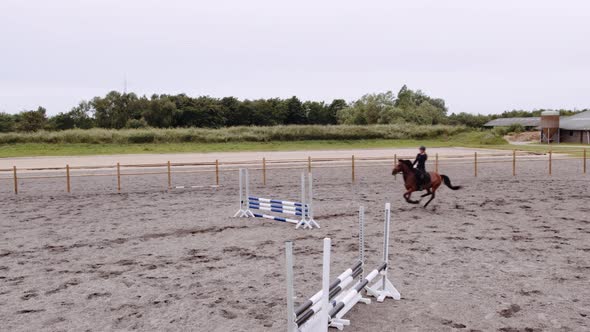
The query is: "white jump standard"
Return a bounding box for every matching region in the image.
[234,168,319,229]
[286,203,401,332]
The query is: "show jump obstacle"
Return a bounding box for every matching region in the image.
[234,168,319,229]
[285,203,400,331]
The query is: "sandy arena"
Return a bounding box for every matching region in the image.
[1,155,589,331]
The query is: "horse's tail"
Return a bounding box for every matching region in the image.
[441,175,462,190]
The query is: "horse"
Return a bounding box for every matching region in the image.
[392,159,462,207]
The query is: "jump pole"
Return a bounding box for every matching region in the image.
[289,203,400,331]
[235,168,318,229]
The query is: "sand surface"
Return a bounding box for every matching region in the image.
[1,157,589,331]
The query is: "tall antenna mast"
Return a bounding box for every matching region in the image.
[124,74,127,94]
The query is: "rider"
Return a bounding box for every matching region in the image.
[413,146,428,189]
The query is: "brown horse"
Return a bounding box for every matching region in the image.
[392,159,462,207]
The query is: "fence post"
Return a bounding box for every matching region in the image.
[215,159,220,186]
[549,150,553,175]
[393,154,397,180]
[435,153,439,173]
[583,149,587,174]
[474,152,477,177]
[308,156,312,173]
[167,161,171,189]
[66,164,71,193]
[262,157,267,186]
[512,150,516,176]
[13,166,18,195]
[117,162,121,193]
[352,155,355,183]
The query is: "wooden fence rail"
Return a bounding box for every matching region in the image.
[1,149,587,195]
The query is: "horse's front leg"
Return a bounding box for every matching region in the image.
[404,191,420,204]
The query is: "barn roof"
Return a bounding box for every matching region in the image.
[484,117,541,127]
[559,110,590,130]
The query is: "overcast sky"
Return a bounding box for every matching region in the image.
[1,0,588,115]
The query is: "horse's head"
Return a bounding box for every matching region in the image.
[392,159,413,175]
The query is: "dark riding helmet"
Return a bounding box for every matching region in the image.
[419,146,426,151]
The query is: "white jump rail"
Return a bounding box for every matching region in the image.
[286,203,401,331]
[234,168,319,229]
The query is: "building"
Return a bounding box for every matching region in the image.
[557,110,590,144]
[485,110,590,144]
[484,117,541,128]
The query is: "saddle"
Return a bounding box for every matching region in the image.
[414,169,431,190]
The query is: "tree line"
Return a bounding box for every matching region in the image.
[0,85,585,133]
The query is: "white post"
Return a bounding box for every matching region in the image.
[245,168,249,200]
[382,203,391,291]
[308,172,319,228]
[365,202,401,302]
[296,172,308,229]
[359,205,365,280]
[286,241,295,332]
[233,169,244,217]
[321,238,331,332]
[234,169,254,218]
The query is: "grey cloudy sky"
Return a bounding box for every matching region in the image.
[1,0,588,115]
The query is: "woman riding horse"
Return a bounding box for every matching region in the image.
[413,146,428,190]
[392,157,462,208]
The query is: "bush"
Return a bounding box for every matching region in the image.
[125,118,149,129]
[479,132,507,145]
[506,123,524,134]
[0,124,471,144]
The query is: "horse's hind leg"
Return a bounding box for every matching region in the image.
[420,189,432,198]
[424,191,436,208]
[404,192,420,204]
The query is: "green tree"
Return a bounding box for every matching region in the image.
[92,91,143,129]
[304,101,330,125]
[48,112,76,130]
[327,99,347,125]
[176,96,225,128]
[16,107,48,132]
[221,97,244,126]
[0,113,16,132]
[337,92,396,125]
[143,97,177,128]
[69,101,95,129]
[447,112,492,127]
[284,96,306,124]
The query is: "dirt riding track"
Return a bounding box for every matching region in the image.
[1,159,589,331]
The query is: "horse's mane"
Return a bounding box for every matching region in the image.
[399,159,413,167]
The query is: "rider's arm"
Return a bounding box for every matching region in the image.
[413,154,419,166]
